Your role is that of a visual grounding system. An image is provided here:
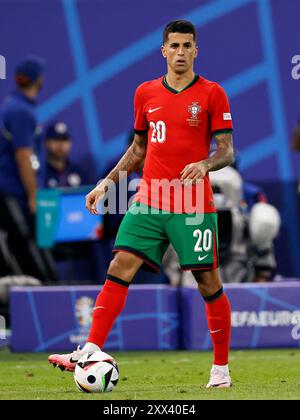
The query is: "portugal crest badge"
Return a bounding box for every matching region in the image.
[187,102,201,126]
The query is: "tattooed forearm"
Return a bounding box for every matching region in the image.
[104,133,147,184]
[206,133,234,172]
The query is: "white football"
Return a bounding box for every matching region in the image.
[74,351,119,393]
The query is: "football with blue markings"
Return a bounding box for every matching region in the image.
[74,351,119,393]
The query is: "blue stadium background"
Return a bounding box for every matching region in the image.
[1,0,300,277]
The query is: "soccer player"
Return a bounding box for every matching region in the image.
[49,20,234,388]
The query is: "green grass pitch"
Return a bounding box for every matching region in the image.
[0,349,299,400]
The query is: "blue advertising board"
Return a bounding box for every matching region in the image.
[9,283,300,352]
[181,283,300,350]
[10,285,179,352]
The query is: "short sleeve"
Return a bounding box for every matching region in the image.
[134,85,148,134]
[209,84,233,136]
[8,109,35,149]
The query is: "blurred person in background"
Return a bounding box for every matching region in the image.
[42,121,101,284]
[43,121,88,189]
[0,56,57,282]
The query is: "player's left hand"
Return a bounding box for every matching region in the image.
[180,160,209,184]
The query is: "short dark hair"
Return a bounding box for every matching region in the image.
[15,56,45,88]
[163,20,197,44]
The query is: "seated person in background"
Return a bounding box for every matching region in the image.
[41,121,101,284]
[43,121,87,188]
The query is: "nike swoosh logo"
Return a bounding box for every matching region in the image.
[148,107,162,114]
[94,306,105,310]
[198,254,208,261]
[70,357,79,363]
[210,329,223,334]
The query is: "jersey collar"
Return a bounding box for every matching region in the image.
[162,74,199,94]
[13,89,36,106]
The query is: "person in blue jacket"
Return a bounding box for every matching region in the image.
[0,56,57,281]
[0,56,44,214]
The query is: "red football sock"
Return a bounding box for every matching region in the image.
[88,275,129,349]
[205,289,231,366]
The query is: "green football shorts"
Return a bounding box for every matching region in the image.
[113,202,219,272]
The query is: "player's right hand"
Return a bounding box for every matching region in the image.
[85,183,107,215]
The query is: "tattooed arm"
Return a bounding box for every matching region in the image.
[204,132,234,172]
[180,133,234,183]
[86,133,147,214]
[105,133,147,183]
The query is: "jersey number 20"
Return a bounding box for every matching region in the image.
[150,121,166,143]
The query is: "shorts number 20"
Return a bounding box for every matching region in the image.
[150,121,166,143]
[193,229,212,252]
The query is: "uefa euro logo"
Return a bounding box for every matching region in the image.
[75,297,94,331]
[0,55,6,80]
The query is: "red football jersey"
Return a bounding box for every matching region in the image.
[133,75,233,213]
